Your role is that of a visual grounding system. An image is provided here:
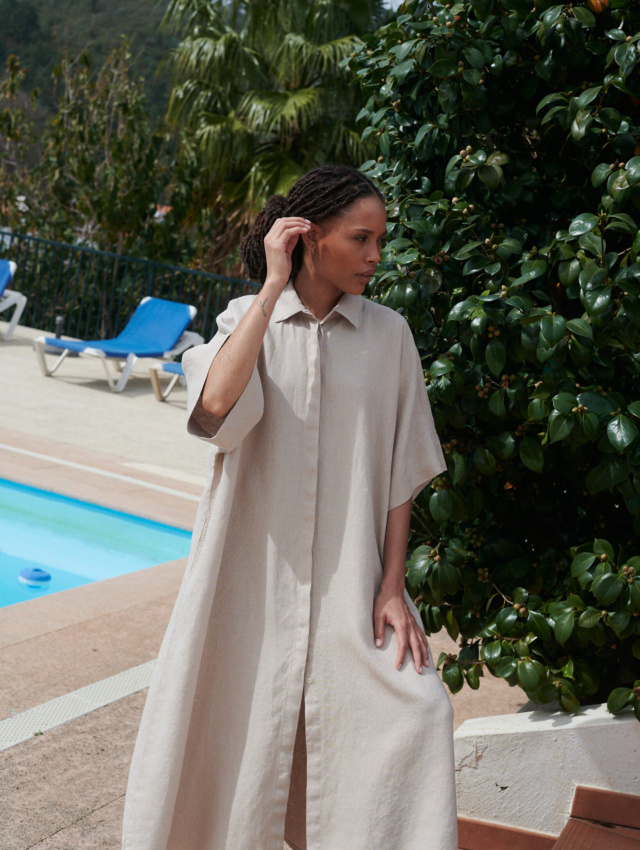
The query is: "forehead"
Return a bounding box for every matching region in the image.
[330,195,387,231]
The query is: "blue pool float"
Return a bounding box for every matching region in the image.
[18,567,52,587]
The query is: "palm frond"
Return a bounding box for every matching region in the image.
[162,0,223,35]
[164,0,384,264]
[237,87,324,137]
[272,34,362,86]
[168,32,265,93]
[195,112,254,183]
[167,80,225,130]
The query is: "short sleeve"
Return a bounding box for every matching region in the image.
[181,297,264,453]
[388,324,446,510]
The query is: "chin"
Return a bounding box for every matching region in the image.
[351,278,370,293]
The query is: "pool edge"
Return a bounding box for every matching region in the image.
[0,557,186,649]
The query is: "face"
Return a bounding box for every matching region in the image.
[302,194,387,298]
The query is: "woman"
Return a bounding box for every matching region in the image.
[122,165,457,850]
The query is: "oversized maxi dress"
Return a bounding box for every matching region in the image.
[121,281,458,850]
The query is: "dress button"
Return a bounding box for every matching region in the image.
[306,677,313,684]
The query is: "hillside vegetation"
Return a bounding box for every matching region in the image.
[0,0,173,121]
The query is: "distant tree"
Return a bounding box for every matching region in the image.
[27,40,167,254]
[0,0,40,65]
[0,55,39,226]
[0,41,216,266]
[163,0,389,263]
[34,43,155,248]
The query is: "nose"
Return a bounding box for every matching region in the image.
[367,241,381,264]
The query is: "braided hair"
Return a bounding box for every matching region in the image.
[239,165,384,284]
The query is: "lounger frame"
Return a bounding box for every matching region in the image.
[0,261,27,342]
[149,363,187,402]
[34,298,203,393]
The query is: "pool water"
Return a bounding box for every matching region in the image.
[0,479,192,608]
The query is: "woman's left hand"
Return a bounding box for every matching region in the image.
[373,587,429,674]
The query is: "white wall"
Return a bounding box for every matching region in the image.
[454,704,640,836]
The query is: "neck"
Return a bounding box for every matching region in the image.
[293,269,343,322]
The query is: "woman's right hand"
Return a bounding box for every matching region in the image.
[263,217,311,290]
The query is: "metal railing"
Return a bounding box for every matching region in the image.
[0,230,258,341]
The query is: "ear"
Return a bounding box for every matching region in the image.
[300,223,319,252]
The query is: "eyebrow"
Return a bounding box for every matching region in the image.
[352,227,386,236]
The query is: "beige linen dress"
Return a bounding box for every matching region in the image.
[122,282,457,850]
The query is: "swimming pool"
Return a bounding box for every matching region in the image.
[0,479,192,608]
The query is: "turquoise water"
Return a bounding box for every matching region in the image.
[0,479,192,608]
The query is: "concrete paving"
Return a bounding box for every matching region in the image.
[0,323,526,849]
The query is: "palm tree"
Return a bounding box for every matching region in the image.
[163,0,388,264]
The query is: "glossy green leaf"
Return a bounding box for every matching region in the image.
[519,436,543,472]
[465,664,481,689]
[591,573,623,606]
[607,687,632,714]
[495,657,517,678]
[593,538,614,561]
[496,606,518,631]
[487,151,509,166]
[626,156,640,185]
[481,640,502,663]
[486,339,506,377]
[549,411,575,443]
[591,163,612,187]
[571,553,596,577]
[560,692,580,713]
[540,315,566,346]
[473,447,497,475]
[451,451,467,485]
[553,611,574,644]
[568,213,599,236]
[518,658,541,691]
[573,5,595,26]
[607,414,639,451]
[442,663,464,693]
[578,607,601,629]
[608,610,631,635]
[586,458,629,493]
[528,609,552,641]
[478,163,503,189]
[577,86,601,108]
[566,318,593,339]
[429,489,454,523]
[488,388,506,418]
[629,401,640,418]
[553,392,577,414]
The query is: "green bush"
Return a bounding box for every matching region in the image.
[351,0,640,716]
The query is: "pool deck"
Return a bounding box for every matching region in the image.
[0,325,526,849]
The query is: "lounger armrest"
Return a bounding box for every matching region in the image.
[163,331,204,359]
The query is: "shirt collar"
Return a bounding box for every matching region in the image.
[272,280,363,328]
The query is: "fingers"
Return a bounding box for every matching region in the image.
[395,630,408,671]
[264,217,311,241]
[263,217,312,286]
[373,610,385,648]
[420,629,430,668]
[408,624,427,674]
[373,594,429,674]
[391,617,430,674]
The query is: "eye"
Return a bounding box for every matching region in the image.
[355,236,367,242]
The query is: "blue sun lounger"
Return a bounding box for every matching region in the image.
[149,361,186,402]
[0,259,27,342]
[34,296,203,393]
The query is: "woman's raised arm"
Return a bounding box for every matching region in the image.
[201,217,310,418]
